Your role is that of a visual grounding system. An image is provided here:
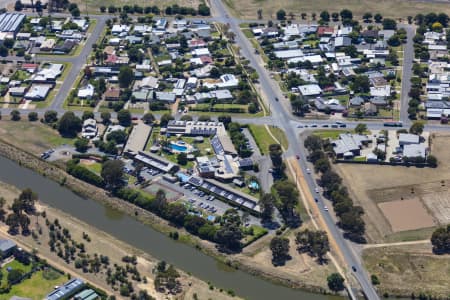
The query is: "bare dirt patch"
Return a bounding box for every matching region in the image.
[378,199,435,232]
[363,243,450,298]
[226,0,450,20]
[335,132,450,242]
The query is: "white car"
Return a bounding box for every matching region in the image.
[314,187,320,193]
[306,168,311,174]
[324,205,329,211]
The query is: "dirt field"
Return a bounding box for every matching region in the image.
[0,181,237,300]
[335,132,450,243]
[239,222,338,293]
[0,121,73,156]
[225,0,450,20]
[363,243,450,297]
[378,199,435,232]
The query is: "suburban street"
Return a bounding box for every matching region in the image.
[0,2,446,299]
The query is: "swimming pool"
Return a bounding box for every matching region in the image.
[170,141,189,152]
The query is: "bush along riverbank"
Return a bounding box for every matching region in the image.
[0,139,336,296]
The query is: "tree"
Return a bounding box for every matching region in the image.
[260,193,275,223]
[269,143,284,174]
[44,110,58,123]
[177,153,187,165]
[340,9,353,20]
[374,13,383,23]
[354,123,367,134]
[331,12,339,22]
[58,112,82,138]
[14,0,23,11]
[371,274,380,285]
[100,112,111,125]
[304,135,322,152]
[10,110,20,121]
[350,75,370,93]
[320,11,330,22]
[101,160,125,191]
[218,115,232,129]
[295,229,330,262]
[409,121,424,135]
[160,113,174,127]
[215,209,243,252]
[142,112,155,124]
[7,269,23,284]
[276,9,286,20]
[327,273,345,292]
[387,35,401,47]
[75,138,89,153]
[270,236,290,266]
[106,130,127,144]
[180,115,193,121]
[363,12,372,23]
[431,225,450,254]
[427,155,438,167]
[28,112,38,122]
[118,65,134,88]
[0,46,8,57]
[382,18,397,30]
[117,109,132,127]
[82,111,94,121]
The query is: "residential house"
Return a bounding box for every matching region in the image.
[104,88,120,101]
[81,118,98,139]
[77,84,95,99]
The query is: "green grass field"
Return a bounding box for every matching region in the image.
[248,124,278,155]
[313,129,347,139]
[2,269,67,300]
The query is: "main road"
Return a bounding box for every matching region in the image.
[209,0,381,298]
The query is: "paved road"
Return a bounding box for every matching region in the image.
[398,24,415,123]
[209,0,380,298]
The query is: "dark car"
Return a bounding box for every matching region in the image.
[296,155,300,159]
[275,97,279,101]
[352,266,357,272]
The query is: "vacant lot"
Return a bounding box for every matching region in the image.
[225,0,450,20]
[73,0,201,13]
[335,132,450,242]
[0,121,73,156]
[363,244,450,297]
[378,199,435,232]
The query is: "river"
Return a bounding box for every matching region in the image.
[0,155,342,300]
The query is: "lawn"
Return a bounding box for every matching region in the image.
[82,161,102,174]
[0,121,74,155]
[248,124,278,155]
[2,269,67,300]
[313,130,346,139]
[269,126,289,150]
[242,28,253,38]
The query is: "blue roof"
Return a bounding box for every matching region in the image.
[177,172,191,182]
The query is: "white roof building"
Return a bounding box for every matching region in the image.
[77,84,95,99]
[299,84,322,96]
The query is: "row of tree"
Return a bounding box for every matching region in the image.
[304,135,366,243]
[101,3,210,16]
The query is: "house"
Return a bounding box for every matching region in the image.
[349,96,364,106]
[204,74,239,89]
[81,118,98,139]
[53,40,77,53]
[334,36,352,48]
[274,49,304,59]
[0,239,17,258]
[9,86,26,97]
[192,48,210,57]
[155,18,167,30]
[132,90,149,101]
[104,88,120,101]
[31,64,63,82]
[188,38,207,48]
[369,96,388,106]
[77,84,95,99]
[40,38,56,51]
[133,151,177,173]
[186,77,198,89]
[46,278,85,300]
[317,26,334,36]
[154,91,176,103]
[24,84,51,100]
[332,133,371,158]
[211,89,233,101]
[370,85,391,97]
[21,63,38,73]
[111,24,130,35]
[403,144,427,158]
[363,102,377,115]
[135,76,159,90]
[72,18,89,31]
[398,133,420,146]
[299,84,322,97]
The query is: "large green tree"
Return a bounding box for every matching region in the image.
[101,160,125,191]
[58,112,82,138]
[327,273,345,292]
[270,236,290,266]
[215,209,243,252]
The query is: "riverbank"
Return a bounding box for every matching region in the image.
[0,180,236,300]
[0,136,338,297]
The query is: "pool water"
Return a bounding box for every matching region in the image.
[170,142,188,152]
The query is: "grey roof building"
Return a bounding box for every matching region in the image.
[398,133,420,146]
[0,13,25,38]
[0,239,16,257]
[332,133,371,158]
[403,144,427,158]
[46,278,85,300]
